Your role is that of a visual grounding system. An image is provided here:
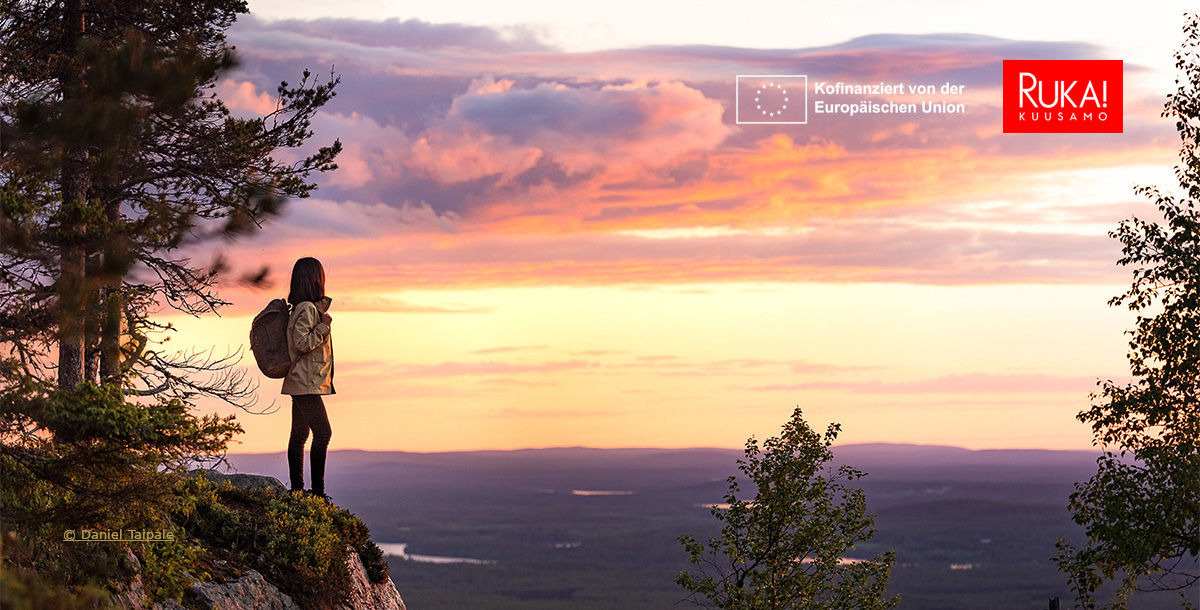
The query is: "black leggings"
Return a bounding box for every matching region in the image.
[288,394,332,495]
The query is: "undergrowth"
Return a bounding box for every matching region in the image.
[2,470,390,609]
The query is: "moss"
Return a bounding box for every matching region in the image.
[170,474,391,609]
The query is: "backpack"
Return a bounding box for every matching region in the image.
[249,298,293,379]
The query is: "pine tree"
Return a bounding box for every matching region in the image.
[0,0,340,398]
[1,1,342,600]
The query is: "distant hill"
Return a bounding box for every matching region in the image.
[227,442,1102,472]
[829,443,1104,483]
[224,443,1105,495]
[222,443,1107,523]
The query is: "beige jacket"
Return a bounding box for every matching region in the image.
[281,297,335,396]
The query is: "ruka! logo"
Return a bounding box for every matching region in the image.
[1003,60,1123,133]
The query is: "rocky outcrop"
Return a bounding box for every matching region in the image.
[339,547,406,610]
[192,570,301,610]
[116,548,404,610]
[113,549,187,610]
[114,472,405,610]
[183,468,289,494]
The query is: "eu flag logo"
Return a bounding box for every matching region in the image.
[736,75,807,124]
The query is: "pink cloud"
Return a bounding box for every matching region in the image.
[480,407,618,419]
[753,373,1101,394]
[216,79,276,115]
[334,295,492,314]
[305,112,415,192]
[471,345,550,355]
[386,359,597,377]
[409,130,544,182]
[204,192,1129,307]
[327,141,375,188]
[329,359,597,396]
[409,76,734,181]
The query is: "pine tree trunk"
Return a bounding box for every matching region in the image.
[56,0,87,389]
[57,245,85,388]
[99,281,122,383]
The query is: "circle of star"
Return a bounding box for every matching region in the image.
[755,82,789,117]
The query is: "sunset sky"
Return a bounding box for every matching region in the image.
[164,0,1194,453]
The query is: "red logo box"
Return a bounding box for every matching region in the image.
[1002,60,1122,133]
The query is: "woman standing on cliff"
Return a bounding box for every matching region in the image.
[282,257,335,502]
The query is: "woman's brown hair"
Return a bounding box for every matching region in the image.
[287,257,326,306]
